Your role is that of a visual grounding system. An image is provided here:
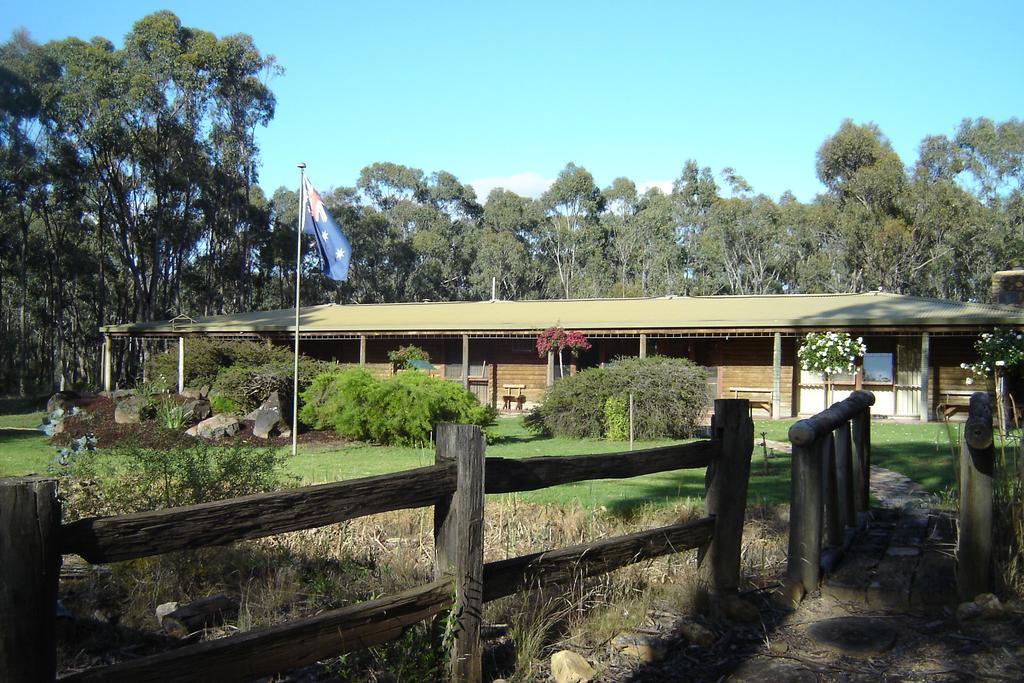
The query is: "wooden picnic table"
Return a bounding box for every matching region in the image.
[728,386,773,417]
[935,389,988,420]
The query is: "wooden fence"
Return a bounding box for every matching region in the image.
[959,391,994,601]
[786,390,875,592]
[0,399,754,683]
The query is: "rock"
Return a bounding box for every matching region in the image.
[101,389,134,401]
[159,594,236,638]
[252,408,284,439]
[550,650,596,683]
[180,387,203,399]
[805,617,898,657]
[115,395,154,424]
[191,414,240,439]
[957,600,983,621]
[768,639,789,654]
[280,428,292,440]
[259,391,283,414]
[719,594,761,623]
[182,398,211,422]
[156,601,180,626]
[47,390,79,414]
[975,593,1004,618]
[676,618,716,647]
[612,634,666,662]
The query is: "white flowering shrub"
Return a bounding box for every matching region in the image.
[961,329,1024,385]
[797,331,866,379]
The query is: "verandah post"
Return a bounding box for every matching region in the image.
[958,392,994,601]
[433,424,485,682]
[0,476,61,682]
[705,399,754,594]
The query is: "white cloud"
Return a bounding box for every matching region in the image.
[470,171,554,200]
[637,179,674,195]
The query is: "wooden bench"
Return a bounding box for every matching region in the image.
[728,387,773,417]
[502,384,526,411]
[935,389,990,420]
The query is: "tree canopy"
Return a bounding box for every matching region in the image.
[2,14,1022,393]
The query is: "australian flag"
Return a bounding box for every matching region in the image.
[302,176,352,281]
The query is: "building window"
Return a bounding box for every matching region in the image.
[863,352,894,384]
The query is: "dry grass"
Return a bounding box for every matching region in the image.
[58,498,789,680]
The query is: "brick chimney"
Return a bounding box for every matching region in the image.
[991,269,1024,307]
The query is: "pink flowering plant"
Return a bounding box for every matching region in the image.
[536,327,591,379]
[798,331,866,405]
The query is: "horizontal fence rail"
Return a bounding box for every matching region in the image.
[3,399,755,683]
[61,463,458,563]
[483,516,717,603]
[485,440,718,494]
[59,579,455,683]
[787,390,874,593]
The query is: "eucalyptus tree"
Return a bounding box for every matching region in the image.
[470,188,543,300]
[539,163,606,298]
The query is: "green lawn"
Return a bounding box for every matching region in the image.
[0,413,971,513]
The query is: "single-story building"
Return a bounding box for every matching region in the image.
[100,287,1024,421]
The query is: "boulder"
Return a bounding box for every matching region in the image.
[259,391,283,415]
[718,594,760,623]
[676,618,716,647]
[178,385,210,400]
[115,396,154,424]
[612,634,666,662]
[47,391,80,414]
[550,650,596,683]
[189,414,240,439]
[183,398,212,422]
[252,408,284,439]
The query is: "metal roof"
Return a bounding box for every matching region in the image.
[100,292,1024,337]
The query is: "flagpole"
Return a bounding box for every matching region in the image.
[292,163,306,457]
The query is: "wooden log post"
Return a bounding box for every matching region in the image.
[958,392,994,601]
[834,421,856,529]
[0,477,61,682]
[822,433,843,548]
[705,399,754,595]
[851,407,872,514]
[788,434,824,592]
[434,424,485,682]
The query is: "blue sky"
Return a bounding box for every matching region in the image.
[4,1,1022,202]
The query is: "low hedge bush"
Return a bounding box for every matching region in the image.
[529,356,709,440]
[300,368,496,446]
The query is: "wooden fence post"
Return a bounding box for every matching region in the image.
[787,434,823,593]
[958,393,994,601]
[1,476,60,682]
[705,399,754,594]
[851,409,871,514]
[833,422,855,529]
[822,433,843,548]
[434,425,485,682]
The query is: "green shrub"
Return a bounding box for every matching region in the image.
[530,356,709,440]
[299,368,496,446]
[299,367,378,440]
[209,394,242,415]
[49,435,296,520]
[211,358,334,416]
[144,339,324,392]
[604,395,629,440]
